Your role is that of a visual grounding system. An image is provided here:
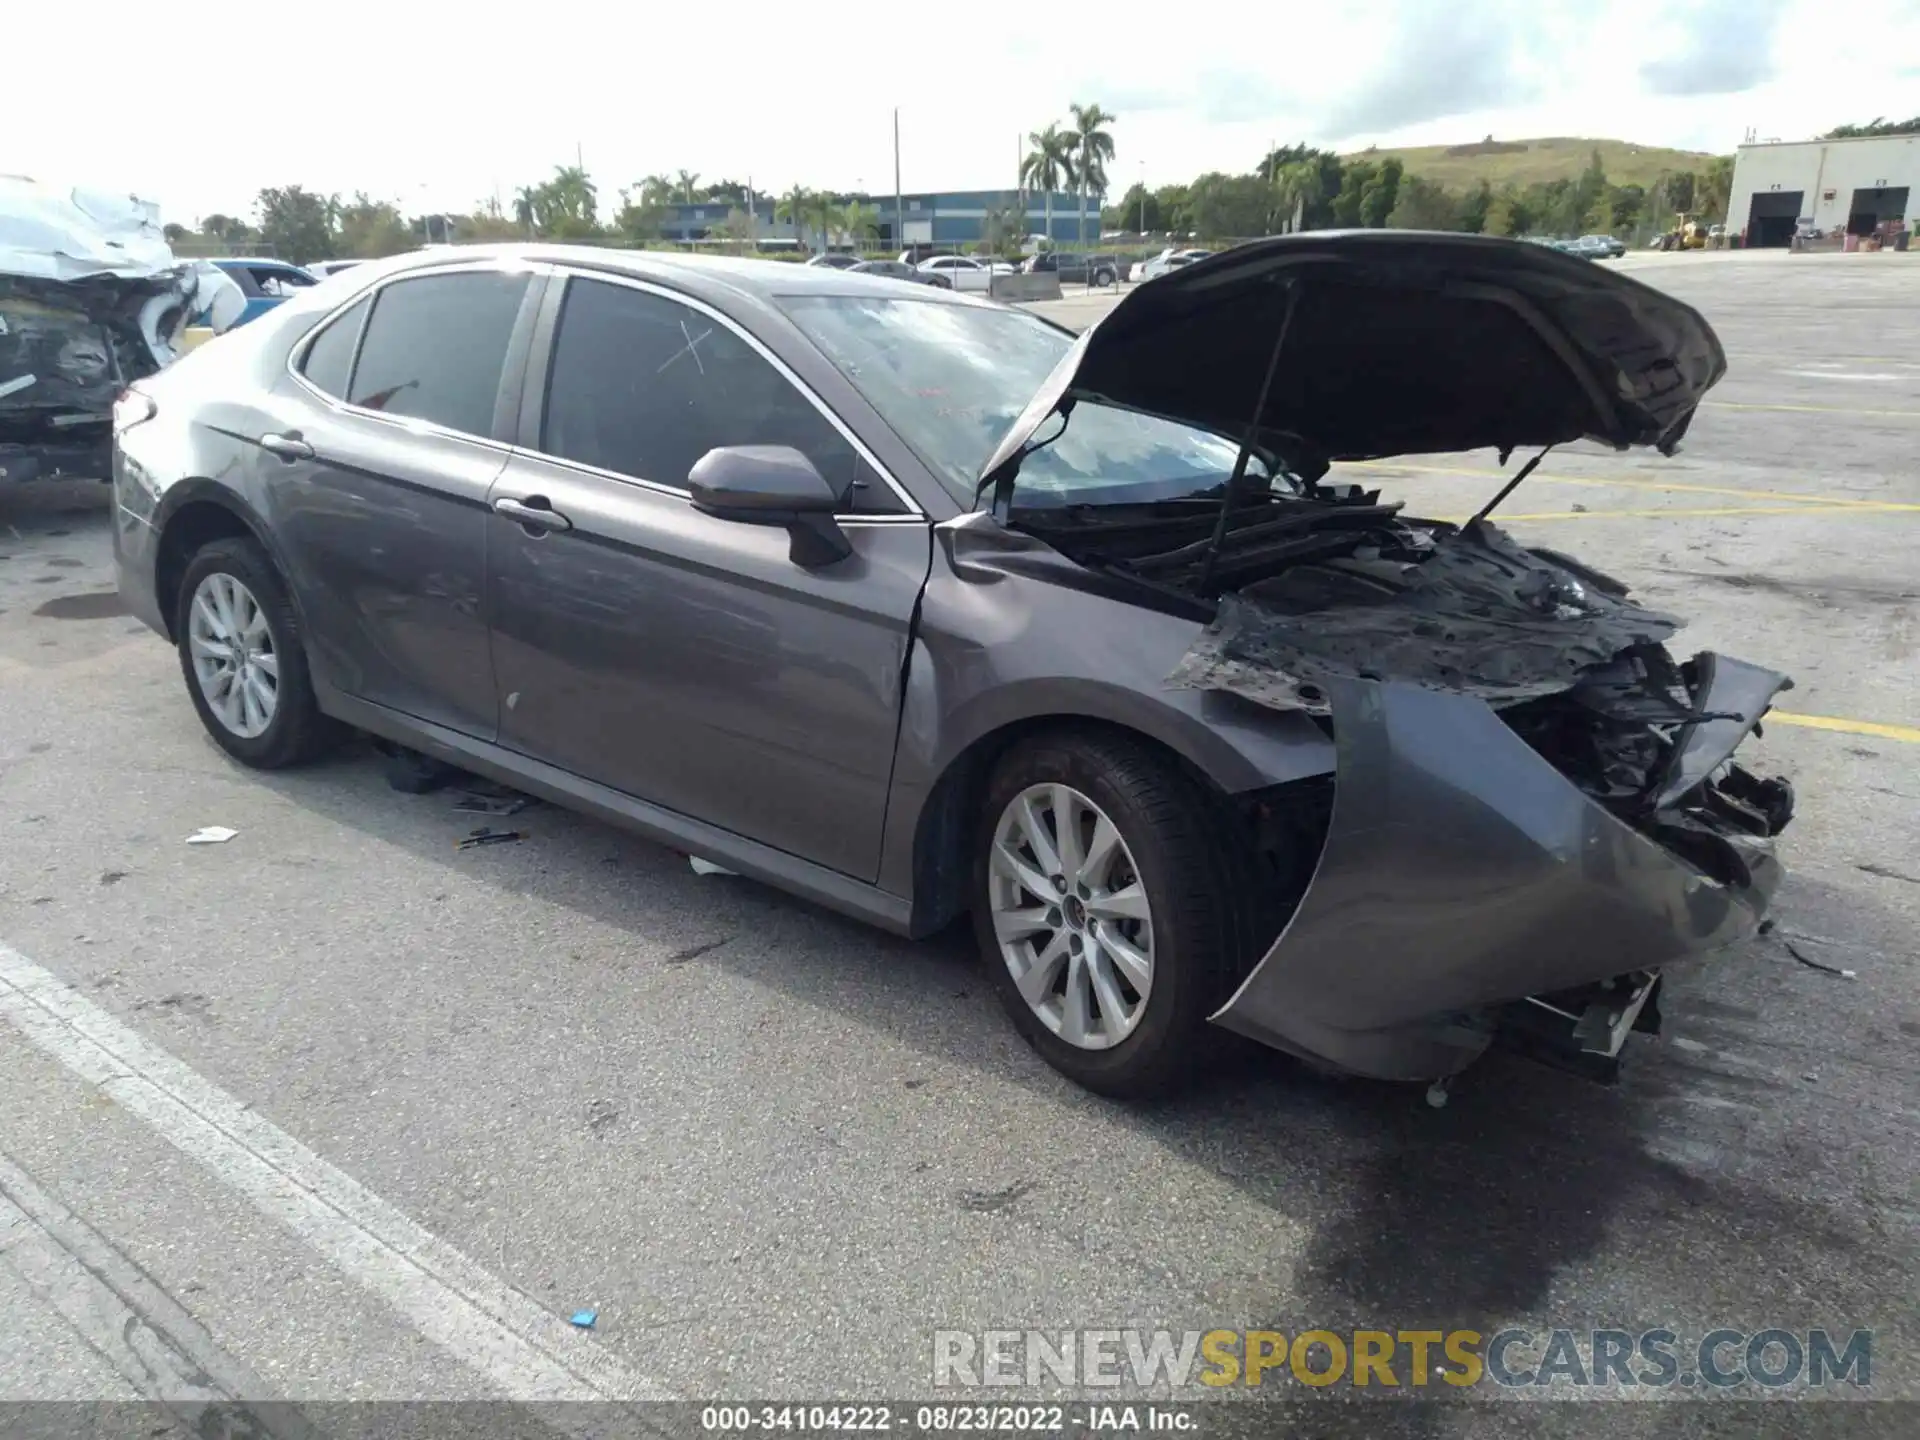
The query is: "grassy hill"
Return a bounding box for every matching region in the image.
[1343,136,1721,190]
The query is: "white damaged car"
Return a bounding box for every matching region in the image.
[2,176,244,482]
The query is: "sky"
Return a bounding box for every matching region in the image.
[10,0,1919,226]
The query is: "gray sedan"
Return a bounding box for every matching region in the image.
[113,236,1794,1098]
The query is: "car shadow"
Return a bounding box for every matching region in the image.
[236,738,1907,1436]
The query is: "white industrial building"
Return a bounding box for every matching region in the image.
[1728,133,1917,246]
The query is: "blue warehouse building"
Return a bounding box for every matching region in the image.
[656,188,1098,247]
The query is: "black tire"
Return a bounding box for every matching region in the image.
[928,275,952,289]
[1093,268,1115,288]
[971,730,1250,1099]
[174,536,340,769]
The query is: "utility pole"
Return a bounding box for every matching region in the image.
[894,108,903,253]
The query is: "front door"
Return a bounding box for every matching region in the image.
[259,265,539,738]
[486,273,931,881]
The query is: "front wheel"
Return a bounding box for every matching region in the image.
[927,275,952,289]
[174,537,340,769]
[971,731,1246,1098]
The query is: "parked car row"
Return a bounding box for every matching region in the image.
[1526,234,1626,260]
[1129,247,1214,283]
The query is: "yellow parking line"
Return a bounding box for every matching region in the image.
[1435,502,1920,522]
[1706,400,1920,419]
[1346,461,1914,511]
[1771,711,1920,744]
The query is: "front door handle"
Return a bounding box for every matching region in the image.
[493,495,573,533]
[259,432,314,461]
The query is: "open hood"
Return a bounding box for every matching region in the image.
[980,231,1727,490]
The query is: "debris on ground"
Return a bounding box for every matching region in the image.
[452,790,535,817]
[185,826,237,845]
[688,856,736,877]
[1782,937,1857,979]
[457,827,524,851]
[569,1309,597,1330]
[957,1178,1036,1213]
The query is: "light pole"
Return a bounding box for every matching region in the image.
[1137,161,1145,236]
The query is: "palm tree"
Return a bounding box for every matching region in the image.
[842,200,878,249]
[1068,103,1116,246]
[805,192,840,254]
[676,170,701,205]
[512,186,540,236]
[1021,125,1070,245]
[640,173,677,209]
[776,185,814,249]
[547,165,598,230]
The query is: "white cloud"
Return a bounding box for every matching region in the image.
[8,0,1918,226]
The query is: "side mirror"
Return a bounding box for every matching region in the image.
[687,445,851,568]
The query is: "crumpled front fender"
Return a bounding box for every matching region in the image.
[1211,675,1779,1081]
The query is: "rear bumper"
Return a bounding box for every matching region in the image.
[1211,671,1784,1082]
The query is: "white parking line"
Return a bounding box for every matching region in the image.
[0,942,673,1405]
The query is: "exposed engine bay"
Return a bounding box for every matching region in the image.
[1015,479,1796,1082]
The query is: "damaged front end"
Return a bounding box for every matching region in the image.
[2,177,242,482]
[986,232,1796,1085]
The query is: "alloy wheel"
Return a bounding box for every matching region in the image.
[988,783,1154,1050]
[187,572,279,739]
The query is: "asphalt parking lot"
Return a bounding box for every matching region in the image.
[2,249,1916,1437]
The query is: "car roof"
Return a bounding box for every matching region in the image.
[351,242,995,310]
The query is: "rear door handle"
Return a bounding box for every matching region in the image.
[259,432,314,461]
[493,495,573,533]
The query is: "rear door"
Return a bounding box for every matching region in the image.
[261,262,544,738]
[485,271,931,881]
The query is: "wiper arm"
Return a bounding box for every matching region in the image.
[973,403,1073,520]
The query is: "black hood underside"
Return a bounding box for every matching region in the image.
[982,231,1728,486]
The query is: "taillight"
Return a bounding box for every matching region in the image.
[113,388,156,435]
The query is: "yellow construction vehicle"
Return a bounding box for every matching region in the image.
[1656,214,1710,251]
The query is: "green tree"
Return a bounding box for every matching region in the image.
[776,185,816,249]
[805,191,840,253]
[1067,102,1116,245]
[1360,157,1404,227]
[336,192,411,257]
[542,165,599,238]
[1484,186,1531,237]
[1456,180,1493,234]
[1021,124,1072,243]
[255,186,337,264]
[162,222,188,244]
[1259,145,1344,229]
[1386,176,1459,230]
[1696,155,1735,222]
[1187,173,1276,239]
[1824,116,1920,138]
[676,170,702,204]
[710,208,757,254]
[614,183,667,243]
[841,200,878,248]
[198,213,253,246]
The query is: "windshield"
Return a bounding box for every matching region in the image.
[780,295,1266,508]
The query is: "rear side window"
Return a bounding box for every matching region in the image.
[348,272,529,437]
[298,296,368,399]
[540,277,900,513]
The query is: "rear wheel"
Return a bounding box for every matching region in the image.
[972,731,1247,1098]
[175,537,339,769]
[927,274,952,289]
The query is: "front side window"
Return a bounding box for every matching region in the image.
[781,295,1269,509]
[540,277,898,513]
[347,271,530,437]
[298,296,369,399]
